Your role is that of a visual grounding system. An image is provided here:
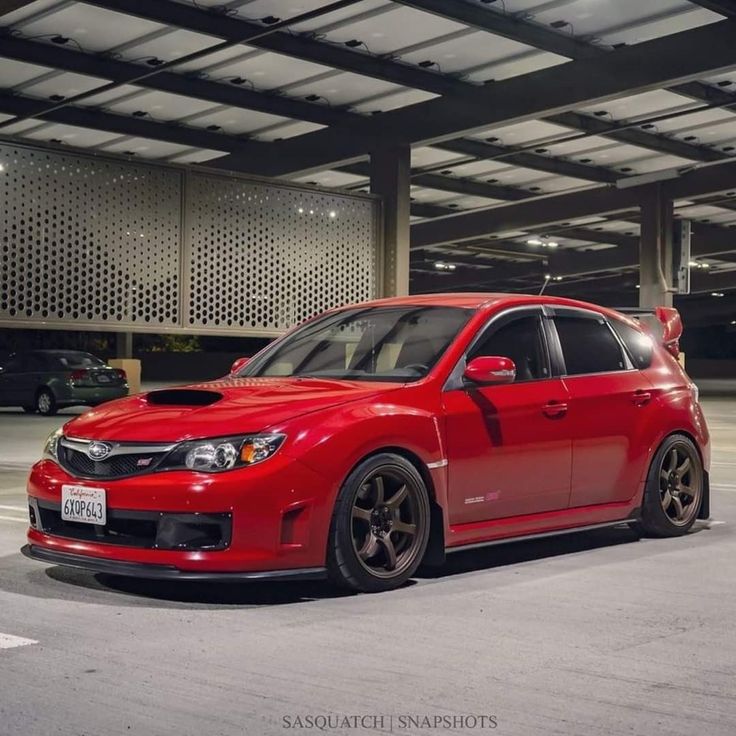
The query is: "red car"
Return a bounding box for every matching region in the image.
[23,294,710,593]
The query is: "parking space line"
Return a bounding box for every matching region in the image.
[0,515,27,523]
[0,633,37,650]
[0,505,26,512]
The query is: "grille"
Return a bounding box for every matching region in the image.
[59,446,166,479]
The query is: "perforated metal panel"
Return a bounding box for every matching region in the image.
[0,143,181,329]
[184,172,378,332]
[0,142,381,336]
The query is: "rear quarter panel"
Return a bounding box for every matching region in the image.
[641,346,711,478]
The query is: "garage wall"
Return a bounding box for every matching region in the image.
[0,141,381,337]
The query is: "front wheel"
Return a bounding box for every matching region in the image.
[638,434,704,537]
[327,453,431,593]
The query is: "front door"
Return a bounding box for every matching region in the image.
[442,309,573,525]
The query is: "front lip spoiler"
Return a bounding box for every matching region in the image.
[21,545,327,582]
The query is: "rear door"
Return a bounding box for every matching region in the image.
[548,307,656,508]
[442,307,572,525]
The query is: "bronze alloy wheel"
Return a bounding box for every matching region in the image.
[350,466,428,580]
[658,441,703,527]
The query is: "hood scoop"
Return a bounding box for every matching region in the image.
[146,389,222,406]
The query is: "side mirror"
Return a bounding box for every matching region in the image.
[230,356,250,375]
[464,356,516,385]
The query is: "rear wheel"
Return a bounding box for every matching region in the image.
[327,453,431,593]
[36,389,58,417]
[638,434,703,537]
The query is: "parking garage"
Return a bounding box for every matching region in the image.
[2,1,736,734]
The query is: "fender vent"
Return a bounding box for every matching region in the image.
[146,389,222,406]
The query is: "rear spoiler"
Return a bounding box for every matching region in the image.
[614,307,683,358]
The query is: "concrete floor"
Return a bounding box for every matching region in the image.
[0,399,735,736]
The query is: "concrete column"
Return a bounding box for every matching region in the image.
[639,184,674,308]
[370,144,411,296]
[116,332,133,359]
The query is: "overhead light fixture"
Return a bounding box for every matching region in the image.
[0,163,5,172]
[329,211,337,219]
[528,237,558,248]
[434,261,456,271]
[730,320,736,325]
[712,292,725,297]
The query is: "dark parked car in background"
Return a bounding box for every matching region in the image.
[0,350,128,415]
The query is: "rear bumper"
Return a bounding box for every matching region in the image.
[21,544,326,581]
[57,386,128,406]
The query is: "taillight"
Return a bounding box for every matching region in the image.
[115,369,127,381]
[70,369,88,382]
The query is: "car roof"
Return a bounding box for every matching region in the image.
[345,292,628,319]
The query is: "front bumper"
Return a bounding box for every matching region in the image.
[26,453,336,575]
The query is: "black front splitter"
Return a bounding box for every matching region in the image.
[21,545,327,582]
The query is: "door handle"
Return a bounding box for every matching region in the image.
[542,400,568,418]
[632,390,652,406]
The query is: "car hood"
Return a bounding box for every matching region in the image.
[63,376,403,442]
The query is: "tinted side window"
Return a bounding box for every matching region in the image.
[471,315,549,382]
[554,315,626,375]
[610,320,653,369]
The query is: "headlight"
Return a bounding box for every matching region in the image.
[42,429,63,460]
[159,434,286,473]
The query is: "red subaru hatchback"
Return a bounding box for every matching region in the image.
[23,294,710,592]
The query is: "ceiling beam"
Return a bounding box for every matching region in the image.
[411,158,736,247]
[688,1,736,18]
[84,0,464,98]
[393,0,605,60]
[396,0,735,163]
[0,92,269,154]
[545,111,726,163]
[215,19,736,175]
[339,161,532,201]
[0,1,34,17]
[436,138,622,184]
[68,1,736,176]
[0,35,379,137]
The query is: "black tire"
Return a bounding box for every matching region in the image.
[638,434,704,537]
[22,406,36,414]
[36,388,58,416]
[327,453,431,593]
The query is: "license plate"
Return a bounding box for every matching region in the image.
[96,374,111,383]
[61,485,106,525]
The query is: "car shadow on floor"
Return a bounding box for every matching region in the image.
[416,524,644,580]
[4,522,709,609]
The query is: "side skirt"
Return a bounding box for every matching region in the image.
[446,517,638,555]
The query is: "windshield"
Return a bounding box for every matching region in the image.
[242,306,472,382]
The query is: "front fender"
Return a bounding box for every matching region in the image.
[276,398,447,511]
